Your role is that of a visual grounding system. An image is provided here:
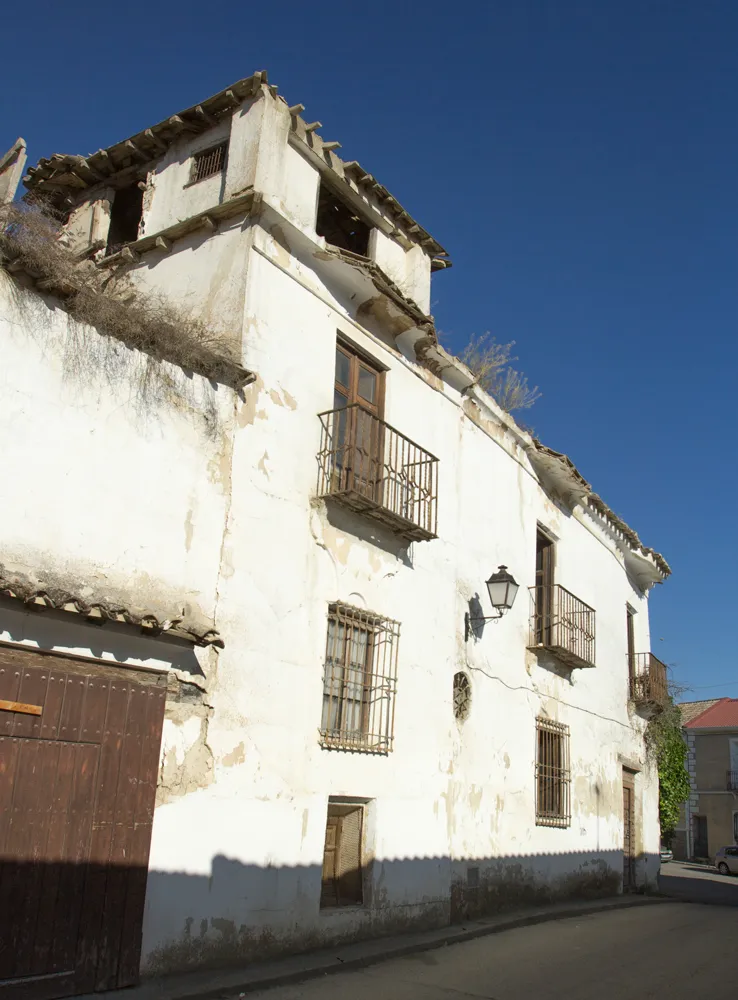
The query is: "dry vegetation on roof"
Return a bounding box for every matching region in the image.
[458,332,541,413]
[0,203,249,389]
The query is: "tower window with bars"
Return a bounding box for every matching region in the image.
[320,603,400,754]
[190,142,228,183]
[535,717,571,827]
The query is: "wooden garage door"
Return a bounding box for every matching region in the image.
[0,646,166,1000]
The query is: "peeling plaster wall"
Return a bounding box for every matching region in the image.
[124,218,254,338]
[142,119,232,236]
[138,222,660,973]
[0,271,233,631]
[279,144,320,235]
[64,190,113,252]
[5,92,662,978]
[372,229,431,314]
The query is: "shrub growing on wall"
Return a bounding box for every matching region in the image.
[646,698,690,845]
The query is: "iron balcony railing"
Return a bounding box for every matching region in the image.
[727,771,738,792]
[528,585,596,669]
[317,404,439,542]
[628,653,668,708]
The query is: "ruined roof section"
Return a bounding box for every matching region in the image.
[526,439,670,581]
[23,70,450,267]
[0,567,223,647]
[24,73,266,203]
[287,113,451,270]
[322,245,434,329]
[683,698,738,730]
[679,699,721,726]
[586,493,671,579]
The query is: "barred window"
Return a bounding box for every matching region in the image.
[453,672,472,721]
[535,718,571,827]
[191,142,228,183]
[320,801,364,907]
[320,603,400,754]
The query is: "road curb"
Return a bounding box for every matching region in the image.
[171,896,669,1000]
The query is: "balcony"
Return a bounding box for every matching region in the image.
[629,653,669,709]
[317,404,439,542]
[528,585,596,669]
[727,771,738,791]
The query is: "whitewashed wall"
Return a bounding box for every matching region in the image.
[0,85,663,978]
[140,225,660,969]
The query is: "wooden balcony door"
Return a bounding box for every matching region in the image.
[534,530,554,644]
[333,342,384,501]
[626,606,636,696]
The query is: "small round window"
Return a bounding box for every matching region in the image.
[453,672,472,721]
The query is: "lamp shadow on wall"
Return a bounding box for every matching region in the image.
[465,593,486,641]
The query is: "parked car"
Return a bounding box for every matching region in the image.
[660,845,674,863]
[714,846,738,875]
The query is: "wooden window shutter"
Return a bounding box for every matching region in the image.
[320,813,340,907]
[336,806,363,904]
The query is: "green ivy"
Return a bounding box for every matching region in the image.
[645,699,690,845]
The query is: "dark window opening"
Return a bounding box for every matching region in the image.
[106,183,144,256]
[534,530,555,645]
[626,606,636,694]
[316,182,370,256]
[191,142,228,184]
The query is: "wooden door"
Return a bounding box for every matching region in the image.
[333,342,384,501]
[0,647,166,999]
[320,803,363,908]
[622,772,635,890]
[693,815,708,859]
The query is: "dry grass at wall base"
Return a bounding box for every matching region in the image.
[0,202,250,390]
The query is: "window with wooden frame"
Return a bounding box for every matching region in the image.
[190,141,228,184]
[334,340,384,416]
[320,603,400,754]
[320,801,365,908]
[535,718,571,827]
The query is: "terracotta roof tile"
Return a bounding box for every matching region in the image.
[683,698,738,729]
[679,699,721,725]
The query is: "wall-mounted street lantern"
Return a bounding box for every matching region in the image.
[465,565,519,641]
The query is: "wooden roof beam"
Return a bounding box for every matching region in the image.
[194,105,216,128]
[144,129,167,154]
[124,140,150,164]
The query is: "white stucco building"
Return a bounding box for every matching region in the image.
[0,70,671,998]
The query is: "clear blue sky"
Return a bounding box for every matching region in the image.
[3,2,736,698]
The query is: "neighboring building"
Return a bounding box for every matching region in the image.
[675,699,738,860]
[0,71,671,999]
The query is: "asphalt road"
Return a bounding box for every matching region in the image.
[247,899,738,1000]
[659,859,738,905]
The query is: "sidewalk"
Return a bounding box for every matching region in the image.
[80,894,670,1000]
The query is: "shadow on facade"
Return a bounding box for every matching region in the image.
[2,848,663,995]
